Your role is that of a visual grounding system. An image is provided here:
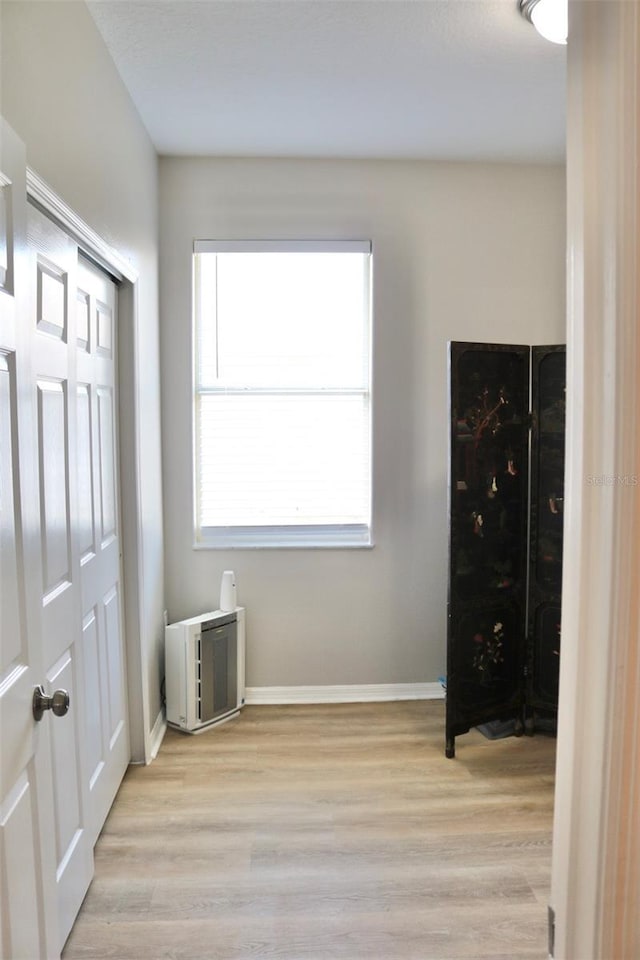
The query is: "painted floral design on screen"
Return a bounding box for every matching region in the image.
[472,622,505,678]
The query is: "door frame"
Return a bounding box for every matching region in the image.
[25,168,152,763]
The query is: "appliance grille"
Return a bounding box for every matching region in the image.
[196,635,202,721]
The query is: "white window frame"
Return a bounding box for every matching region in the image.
[192,239,373,549]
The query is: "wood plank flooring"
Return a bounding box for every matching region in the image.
[63,702,556,960]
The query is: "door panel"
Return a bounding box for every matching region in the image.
[47,649,87,933]
[1,355,20,664]
[0,357,33,782]
[76,289,90,352]
[28,206,93,951]
[76,257,128,848]
[96,300,113,357]
[446,342,531,757]
[527,346,566,723]
[97,385,116,543]
[0,178,10,293]
[36,259,67,340]
[0,772,42,960]
[81,609,103,788]
[104,585,125,741]
[77,383,94,557]
[48,654,81,850]
[37,378,71,595]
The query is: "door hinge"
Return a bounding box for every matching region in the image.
[548,905,555,958]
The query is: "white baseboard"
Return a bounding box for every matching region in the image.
[147,708,167,763]
[244,682,445,706]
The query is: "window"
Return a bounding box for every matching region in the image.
[193,240,372,548]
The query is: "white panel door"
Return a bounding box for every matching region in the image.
[76,257,129,845]
[2,125,130,957]
[27,206,94,952]
[0,121,59,959]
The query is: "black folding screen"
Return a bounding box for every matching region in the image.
[445,342,565,758]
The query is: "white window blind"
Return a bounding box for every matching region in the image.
[193,240,372,548]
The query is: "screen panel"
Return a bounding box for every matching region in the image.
[527,346,566,724]
[446,341,531,757]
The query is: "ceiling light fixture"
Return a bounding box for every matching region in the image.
[519,0,568,45]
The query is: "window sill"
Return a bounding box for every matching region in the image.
[193,525,373,550]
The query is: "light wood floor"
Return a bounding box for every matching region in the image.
[63,702,556,960]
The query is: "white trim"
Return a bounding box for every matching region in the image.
[26,168,137,283]
[194,239,371,254]
[147,709,167,763]
[244,682,445,705]
[25,167,150,764]
[198,386,368,396]
[551,3,640,959]
[193,244,373,546]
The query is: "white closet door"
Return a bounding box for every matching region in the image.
[27,205,94,952]
[76,256,129,845]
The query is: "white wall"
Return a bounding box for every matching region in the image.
[1,0,165,759]
[160,157,566,689]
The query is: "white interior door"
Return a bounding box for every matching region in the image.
[0,121,59,959]
[2,120,131,957]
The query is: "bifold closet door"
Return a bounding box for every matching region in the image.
[76,257,129,847]
[26,213,130,950]
[27,205,95,950]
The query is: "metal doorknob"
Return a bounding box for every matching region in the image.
[33,685,70,721]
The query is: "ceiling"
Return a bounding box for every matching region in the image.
[86,0,566,163]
